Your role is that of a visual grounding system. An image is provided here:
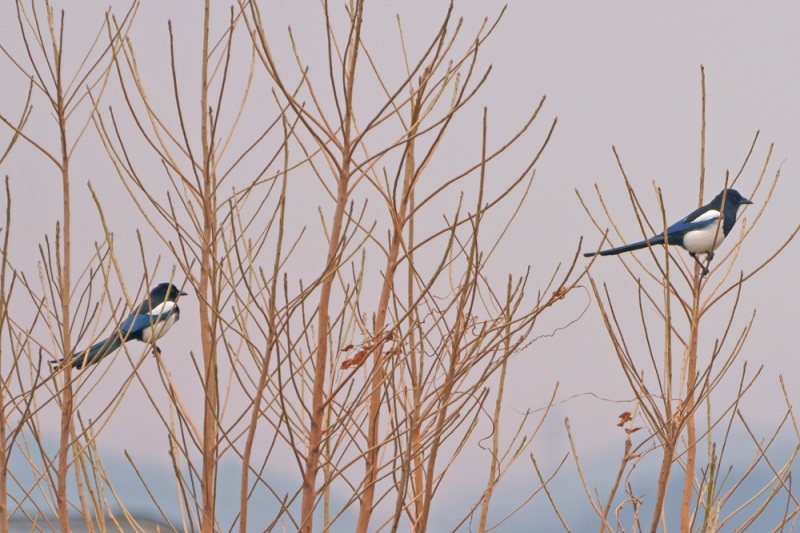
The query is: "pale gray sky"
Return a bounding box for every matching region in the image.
[2,1,798,530]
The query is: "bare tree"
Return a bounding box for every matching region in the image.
[577,69,800,532]
[0,2,136,531]
[0,1,609,531]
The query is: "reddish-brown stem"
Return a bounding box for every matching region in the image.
[299,156,351,532]
[680,275,702,529]
[649,437,676,533]
[199,1,219,531]
[0,172,13,533]
[52,10,74,531]
[300,4,363,531]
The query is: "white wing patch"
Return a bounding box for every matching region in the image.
[692,210,720,223]
[150,301,176,315]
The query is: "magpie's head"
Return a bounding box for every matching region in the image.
[721,188,753,207]
[150,282,189,303]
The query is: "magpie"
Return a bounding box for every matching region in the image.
[53,282,188,370]
[585,188,752,275]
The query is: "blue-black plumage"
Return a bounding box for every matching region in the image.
[585,188,752,275]
[54,282,188,370]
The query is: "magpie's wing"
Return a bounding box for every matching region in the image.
[119,308,174,335]
[664,208,720,237]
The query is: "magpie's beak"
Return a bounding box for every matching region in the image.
[179,290,189,296]
[742,198,753,205]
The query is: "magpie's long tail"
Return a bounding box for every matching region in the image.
[51,335,124,370]
[584,235,665,257]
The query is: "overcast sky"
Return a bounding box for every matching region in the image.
[2,1,799,530]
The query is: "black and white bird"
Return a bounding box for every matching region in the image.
[585,188,752,275]
[53,282,188,369]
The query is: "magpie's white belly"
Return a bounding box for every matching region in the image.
[140,302,180,343]
[682,224,725,254]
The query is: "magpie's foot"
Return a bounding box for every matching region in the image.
[152,345,162,357]
[691,254,710,277]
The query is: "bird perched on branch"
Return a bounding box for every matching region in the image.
[53,282,188,370]
[584,188,752,276]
